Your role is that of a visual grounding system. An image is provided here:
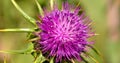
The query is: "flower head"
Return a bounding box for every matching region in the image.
[36,2,94,63]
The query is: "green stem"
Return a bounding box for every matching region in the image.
[34,61,37,63]
[11,0,36,26]
[4,56,7,63]
[35,0,44,17]
[0,50,22,54]
[0,28,35,32]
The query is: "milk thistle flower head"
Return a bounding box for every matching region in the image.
[0,0,100,63]
[35,2,95,63]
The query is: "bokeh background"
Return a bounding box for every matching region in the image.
[0,0,120,63]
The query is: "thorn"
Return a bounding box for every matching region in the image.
[28,37,40,42]
[71,59,75,63]
[88,33,99,37]
[87,22,93,26]
[94,33,99,35]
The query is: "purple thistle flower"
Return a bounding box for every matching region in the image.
[36,2,94,63]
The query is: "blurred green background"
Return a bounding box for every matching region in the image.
[0,0,120,63]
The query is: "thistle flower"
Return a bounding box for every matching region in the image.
[36,2,94,63]
[0,0,99,63]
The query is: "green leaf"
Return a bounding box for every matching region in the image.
[0,28,35,32]
[35,0,44,17]
[34,52,46,63]
[0,42,34,54]
[11,0,36,26]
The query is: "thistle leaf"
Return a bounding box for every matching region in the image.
[0,42,34,54]
[11,0,36,26]
[35,0,44,17]
[0,28,35,32]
